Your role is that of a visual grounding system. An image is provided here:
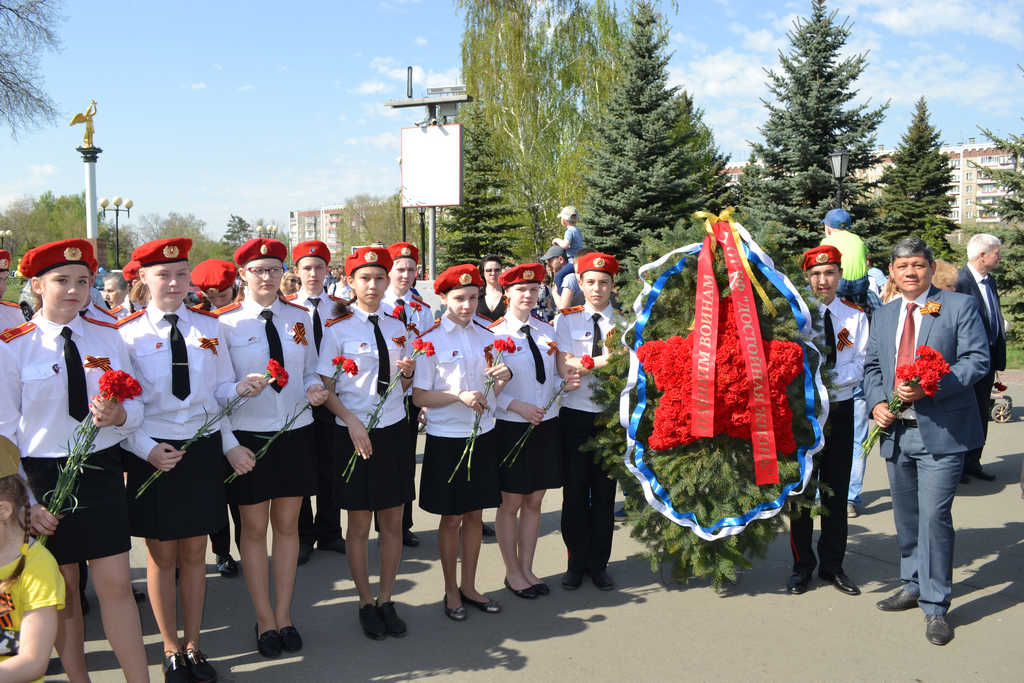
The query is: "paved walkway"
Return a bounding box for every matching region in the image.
[63,387,1023,682]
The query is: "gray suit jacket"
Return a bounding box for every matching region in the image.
[863,286,990,458]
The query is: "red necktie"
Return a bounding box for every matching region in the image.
[895,302,917,388]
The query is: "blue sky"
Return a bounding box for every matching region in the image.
[1,0,1022,238]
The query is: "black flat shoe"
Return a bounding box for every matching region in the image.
[360,603,387,640]
[876,589,919,611]
[278,625,303,652]
[164,651,190,683]
[443,594,467,621]
[925,615,954,645]
[183,647,217,682]
[819,570,860,596]
[255,624,282,658]
[531,581,550,596]
[317,538,347,553]
[402,530,420,547]
[964,466,996,481]
[297,543,313,566]
[504,578,538,599]
[590,569,615,591]
[216,554,239,578]
[787,572,812,595]
[562,569,584,590]
[460,589,502,613]
[377,600,407,637]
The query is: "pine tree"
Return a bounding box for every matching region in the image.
[222,214,252,251]
[737,0,887,256]
[584,1,685,261]
[667,91,731,218]
[878,98,956,257]
[977,66,1024,223]
[438,105,520,267]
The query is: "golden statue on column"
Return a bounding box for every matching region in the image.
[70,100,98,148]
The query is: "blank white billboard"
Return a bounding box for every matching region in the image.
[400,124,463,208]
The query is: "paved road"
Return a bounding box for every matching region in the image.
[61,388,1023,682]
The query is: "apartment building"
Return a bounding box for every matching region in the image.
[287,204,345,261]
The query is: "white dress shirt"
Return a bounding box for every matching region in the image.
[87,301,119,322]
[0,301,24,330]
[106,303,130,320]
[412,315,497,438]
[554,302,622,413]
[216,297,318,432]
[488,313,563,422]
[316,304,408,429]
[286,288,347,352]
[119,303,241,458]
[382,286,435,338]
[822,298,868,402]
[966,263,992,316]
[894,290,931,419]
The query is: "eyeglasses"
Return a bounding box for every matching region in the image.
[484,268,501,273]
[247,266,284,278]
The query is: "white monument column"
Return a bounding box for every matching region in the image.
[77,145,102,239]
[428,206,437,280]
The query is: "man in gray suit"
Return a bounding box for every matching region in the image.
[863,238,989,646]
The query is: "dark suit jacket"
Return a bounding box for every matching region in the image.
[863,286,989,458]
[955,266,1006,372]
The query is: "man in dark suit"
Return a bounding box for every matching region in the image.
[864,238,989,646]
[954,233,1004,482]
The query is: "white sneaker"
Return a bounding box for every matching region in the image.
[847,502,859,518]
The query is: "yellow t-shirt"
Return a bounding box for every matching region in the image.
[0,541,65,682]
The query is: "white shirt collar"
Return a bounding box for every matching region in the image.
[583,301,613,320]
[442,313,472,333]
[241,296,281,316]
[298,286,325,303]
[146,302,189,328]
[349,302,382,324]
[899,289,931,309]
[35,312,83,338]
[967,263,988,284]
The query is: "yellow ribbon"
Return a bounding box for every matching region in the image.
[691,207,777,317]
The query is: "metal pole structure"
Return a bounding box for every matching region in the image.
[418,209,426,279]
[836,182,843,209]
[401,206,407,242]
[428,207,437,280]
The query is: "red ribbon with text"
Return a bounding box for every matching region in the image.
[690,233,720,438]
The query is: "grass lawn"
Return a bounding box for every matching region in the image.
[1006,343,1024,370]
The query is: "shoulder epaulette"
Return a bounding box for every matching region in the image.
[284,293,298,301]
[0,320,35,343]
[418,319,441,337]
[559,305,585,315]
[191,306,220,319]
[116,309,147,327]
[82,315,118,330]
[329,294,352,304]
[840,299,865,312]
[325,312,354,326]
[108,305,124,315]
[211,302,241,316]
[383,311,401,321]
[473,320,494,333]
[0,300,19,309]
[486,317,504,329]
[283,300,309,312]
[188,304,214,316]
[410,293,431,308]
[92,305,117,319]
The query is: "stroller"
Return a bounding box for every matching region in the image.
[991,377,1013,423]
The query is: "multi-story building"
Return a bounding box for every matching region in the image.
[288,204,345,261]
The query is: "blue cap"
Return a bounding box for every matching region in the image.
[822,208,851,230]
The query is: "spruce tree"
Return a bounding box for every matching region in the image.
[584,1,685,261]
[438,105,519,268]
[667,91,731,218]
[879,98,956,257]
[222,214,252,251]
[737,0,887,256]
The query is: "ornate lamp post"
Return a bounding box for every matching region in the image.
[829,147,850,208]
[99,196,133,269]
[256,224,278,239]
[0,230,12,251]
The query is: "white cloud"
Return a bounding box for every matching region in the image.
[670,31,707,54]
[237,84,254,92]
[344,132,400,150]
[351,80,391,95]
[191,82,207,90]
[29,164,56,179]
[729,23,785,53]
[369,57,461,89]
[414,36,427,46]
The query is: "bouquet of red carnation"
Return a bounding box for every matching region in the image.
[41,370,143,547]
[341,338,436,481]
[450,337,516,482]
[138,359,288,497]
[861,345,951,457]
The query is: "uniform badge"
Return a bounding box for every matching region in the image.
[836,328,852,351]
[308,246,317,254]
[593,257,606,268]
[155,342,164,349]
[52,363,60,375]
[292,322,308,345]
[64,246,82,260]
[248,336,258,344]
[523,269,534,280]
[365,251,378,263]
[401,246,411,256]
[259,243,269,255]
[162,244,179,259]
[815,252,828,264]
[459,273,472,285]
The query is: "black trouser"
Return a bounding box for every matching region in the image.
[376,396,419,532]
[790,398,854,576]
[560,407,616,573]
[965,367,995,470]
[209,503,242,557]
[299,407,343,545]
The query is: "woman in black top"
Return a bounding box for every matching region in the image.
[475,255,506,322]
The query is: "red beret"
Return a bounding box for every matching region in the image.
[293,240,330,265]
[19,239,97,277]
[121,260,140,282]
[345,246,392,276]
[133,238,192,267]
[499,262,544,288]
[191,259,238,292]
[802,245,843,271]
[388,242,419,264]
[434,264,483,294]
[0,250,10,271]
[234,238,287,266]
[576,252,619,277]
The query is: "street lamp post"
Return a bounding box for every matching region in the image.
[99,196,133,269]
[0,230,12,251]
[256,224,278,239]
[829,147,850,208]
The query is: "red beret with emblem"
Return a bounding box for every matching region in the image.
[387,241,419,264]
[19,239,98,277]
[0,249,10,271]
[345,246,392,276]
[293,240,330,266]
[499,262,544,287]
[576,251,619,277]
[191,259,238,292]
[133,238,192,267]
[801,245,843,271]
[434,263,483,294]
[121,260,140,282]
[234,238,287,266]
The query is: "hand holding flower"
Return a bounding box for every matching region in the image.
[484,362,511,383]
[459,389,487,414]
[510,400,545,425]
[871,402,896,429]
[895,382,926,403]
[396,355,416,378]
[347,418,373,460]
[147,443,184,472]
[29,504,59,537]
[306,383,329,406]
[226,445,256,476]
[90,395,127,427]
[564,368,583,392]
[238,373,269,396]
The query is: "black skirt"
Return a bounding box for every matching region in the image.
[227,424,316,505]
[419,429,501,515]
[22,447,131,566]
[125,433,228,541]
[334,420,414,511]
[496,417,563,494]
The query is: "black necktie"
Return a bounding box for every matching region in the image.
[309,297,323,352]
[982,277,1002,343]
[61,327,89,421]
[260,310,284,393]
[395,298,408,324]
[164,314,191,400]
[823,308,837,369]
[521,324,546,384]
[591,313,603,357]
[369,314,390,395]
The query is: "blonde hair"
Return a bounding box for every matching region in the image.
[932,259,958,290]
[129,280,150,310]
[0,474,32,593]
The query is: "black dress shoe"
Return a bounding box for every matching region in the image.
[505,578,538,599]
[255,624,282,658]
[132,587,147,603]
[216,554,239,578]
[402,530,420,547]
[561,569,584,590]
[531,581,550,596]
[297,543,313,566]
[964,465,996,481]
[317,538,347,553]
[819,570,861,596]
[481,523,496,537]
[460,590,501,613]
[377,601,407,637]
[876,589,919,611]
[591,569,615,591]
[787,572,812,595]
[183,647,217,682]
[925,615,954,645]
[278,625,303,652]
[360,603,387,640]
[443,594,467,621]
[164,651,190,683]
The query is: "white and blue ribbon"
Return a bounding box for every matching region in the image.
[618,223,828,541]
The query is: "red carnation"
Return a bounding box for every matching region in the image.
[994,381,1007,392]
[267,359,289,388]
[581,354,596,370]
[493,337,517,354]
[333,356,358,376]
[97,369,143,402]
[410,301,422,311]
[392,304,405,319]
[412,338,436,357]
